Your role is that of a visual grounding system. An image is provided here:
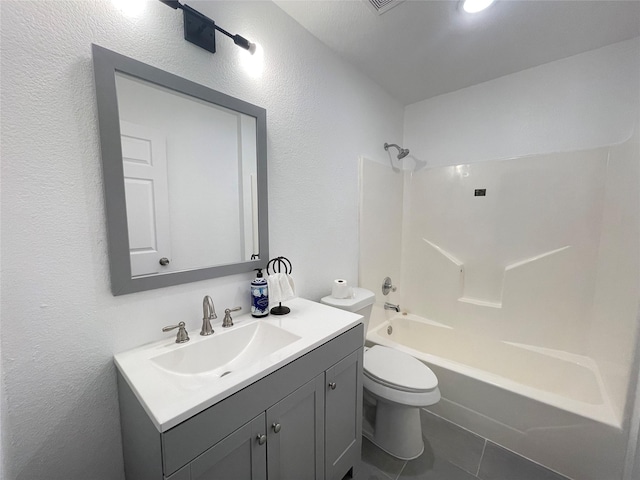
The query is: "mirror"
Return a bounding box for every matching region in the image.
[92,44,268,295]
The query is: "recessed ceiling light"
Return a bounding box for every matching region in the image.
[462,0,495,14]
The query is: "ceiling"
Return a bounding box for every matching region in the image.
[274,0,640,105]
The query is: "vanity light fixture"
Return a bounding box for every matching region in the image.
[461,0,495,14]
[159,0,255,54]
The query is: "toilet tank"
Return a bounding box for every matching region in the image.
[320,288,375,340]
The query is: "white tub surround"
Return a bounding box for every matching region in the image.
[115,298,362,431]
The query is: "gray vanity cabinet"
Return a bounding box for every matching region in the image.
[178,374,327,480]
[118,324,363,480]
[188,414,267,480]
[183,352,361,480]
[325,350,363,480]
[266,374,325,479]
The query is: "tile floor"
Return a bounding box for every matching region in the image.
[351,410,571,480]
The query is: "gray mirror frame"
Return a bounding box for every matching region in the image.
[92,44,268,295]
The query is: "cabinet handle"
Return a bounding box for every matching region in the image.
[159,257,170,266]
[256,434,267,445]
[272,423,281,433]
[329,382,337,390]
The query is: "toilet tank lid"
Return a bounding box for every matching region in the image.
[320,287,375,312]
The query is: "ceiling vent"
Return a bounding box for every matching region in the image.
[364,0,406,15]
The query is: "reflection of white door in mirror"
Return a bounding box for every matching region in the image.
[121,121,172,277]
[115,72,258,271]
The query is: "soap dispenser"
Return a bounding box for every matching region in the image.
[251,268,269,317]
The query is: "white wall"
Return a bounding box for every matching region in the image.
[404,37,640,168]
[0,1,404,478]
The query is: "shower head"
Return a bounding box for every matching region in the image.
[384,142,410,160]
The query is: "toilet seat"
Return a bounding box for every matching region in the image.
[364,345,438,392]
[363,346,441,407]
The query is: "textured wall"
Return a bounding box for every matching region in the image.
[0,1,403,478]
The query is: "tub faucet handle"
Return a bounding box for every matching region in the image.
[382,277,397,296]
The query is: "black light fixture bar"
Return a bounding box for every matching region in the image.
[159,0,253,54]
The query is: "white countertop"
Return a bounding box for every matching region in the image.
[114,297,362,432]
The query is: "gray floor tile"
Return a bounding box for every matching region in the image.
[420,409,486,475]
[353,459,396,480]
[478,442,571,480]
[397,440,479,480]
[361,437,407,480]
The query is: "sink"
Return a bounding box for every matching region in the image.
[114,298,363,431]
[151,321,301,376]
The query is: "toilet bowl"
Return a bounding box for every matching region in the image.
[321,288,440,460]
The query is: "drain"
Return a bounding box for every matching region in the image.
[387,326,393,335]
[220,371,232,377]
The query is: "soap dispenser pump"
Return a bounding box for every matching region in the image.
[251,268,269,317]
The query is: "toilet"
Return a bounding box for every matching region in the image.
[321,288,440,460]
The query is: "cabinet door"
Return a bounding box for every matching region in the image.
[325,350,363,480]
[190,414,267,480]
[266,374,325,480]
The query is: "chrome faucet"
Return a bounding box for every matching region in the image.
[201,295,217,336]
[384,302,400,313]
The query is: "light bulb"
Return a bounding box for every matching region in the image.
[112,0,147,17]
[462,0,495,14]
[240,42,264,79]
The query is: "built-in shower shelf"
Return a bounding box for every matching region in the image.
[458,297,502,309]
[422,238,572,309]
[504,245,571,271]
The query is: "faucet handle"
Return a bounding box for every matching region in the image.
[382,277,397,295]
[162,321,190,343]
[222,306,242,328]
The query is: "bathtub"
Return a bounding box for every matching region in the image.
[366,306,627,480]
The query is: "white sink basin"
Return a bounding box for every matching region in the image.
[151,322,301,376]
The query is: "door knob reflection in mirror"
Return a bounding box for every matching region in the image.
[159,257,170,266]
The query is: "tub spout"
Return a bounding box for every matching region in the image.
[384,302,400,312]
